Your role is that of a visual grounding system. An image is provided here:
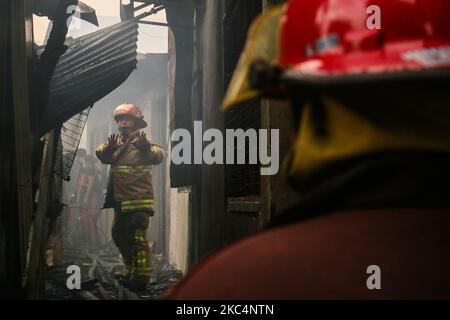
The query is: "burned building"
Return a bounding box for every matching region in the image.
[2,0,297,300]
[1,0,139,298]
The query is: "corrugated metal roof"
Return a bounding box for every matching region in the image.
[40,20,138,133]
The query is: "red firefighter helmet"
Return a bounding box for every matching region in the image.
[279,0,450,76]
[113,103,147,129]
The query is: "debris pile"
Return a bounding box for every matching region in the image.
[45,242,183,300]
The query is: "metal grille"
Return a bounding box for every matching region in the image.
[223,0,262,198]
[225,103,261,197]
[57,107,91,181]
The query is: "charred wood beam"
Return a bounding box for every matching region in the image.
[38,0,77,84]
[27,131,58,299]
[137,20,168,27]
[37,0,77,133]
[166,2,195,187]
[134,5,166,20]
[34,1,98,26]
[10,0,34,286]
[134,0,204,11]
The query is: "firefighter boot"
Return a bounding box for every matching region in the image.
[114,247,133,281]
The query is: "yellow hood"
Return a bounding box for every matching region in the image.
[284,96,450,185]
[221,5,284,111]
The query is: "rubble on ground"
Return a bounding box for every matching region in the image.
[45,242,183,300]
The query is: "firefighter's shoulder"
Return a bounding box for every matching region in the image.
[167,208,450,299]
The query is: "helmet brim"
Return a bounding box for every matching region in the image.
[114,114,147,129]
[135,118,147,129]
[285,40,450,78]
[281,67,450,92]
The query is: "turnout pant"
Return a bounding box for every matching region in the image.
[112,208,152,283]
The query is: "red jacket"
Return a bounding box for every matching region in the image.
[168,208,450,299]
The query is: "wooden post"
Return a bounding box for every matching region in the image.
[27,131,57,299]
[10,0,34,283]
[259,0,273,230]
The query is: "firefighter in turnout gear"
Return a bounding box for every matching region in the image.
[96,103,164,291]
